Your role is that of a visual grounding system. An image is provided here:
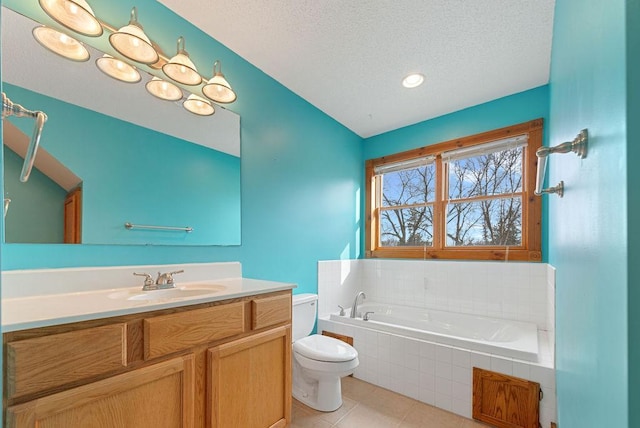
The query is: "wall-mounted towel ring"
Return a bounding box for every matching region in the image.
[1,92,48,182]
[535,129,588,197]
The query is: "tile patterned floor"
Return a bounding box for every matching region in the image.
[292,377,491,428]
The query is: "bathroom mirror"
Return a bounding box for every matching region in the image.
[1,7,241,246]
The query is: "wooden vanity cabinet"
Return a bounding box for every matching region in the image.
[4,290,292,428]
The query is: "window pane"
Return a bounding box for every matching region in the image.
[446,197,522,246]
[380,206,433,246]
[448,147,523,200]
[382,163,435,207]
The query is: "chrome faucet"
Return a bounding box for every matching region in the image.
[350,291,366,318]
[133,269,184,291]
[155,270,184,288]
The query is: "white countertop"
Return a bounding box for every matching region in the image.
[2,277,296,332]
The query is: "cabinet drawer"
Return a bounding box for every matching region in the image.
[144,302,245,359]
[251,294,291,330]
[6,323,127,399]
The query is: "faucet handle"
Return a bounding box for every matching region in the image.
[133,272,154,287]
[363,311,374,321]
[156,269,184,285]
[338,305,345,316]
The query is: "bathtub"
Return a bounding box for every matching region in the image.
[329,302,539,362]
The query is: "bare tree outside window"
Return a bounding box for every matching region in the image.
[378,147,523,248]
[446,147,523,246]
[380,163,435,246]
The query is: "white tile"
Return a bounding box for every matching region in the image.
[420,372,436,391]
[435,393,452,411]
[404,352,420,371]
[530,364,555,388]
[436,346,453,363]
[512,361,531,380]
[452,381,471,400]
[420,342,436,360]
[419,388,436,405]
[491,356,513,375]
[435,376,452,396]
[436,361,452,380]
[452,365,472,385]
[470,352,491,370]
[420,357,436,374]
[451,398,472,419]
[452,349,470,368]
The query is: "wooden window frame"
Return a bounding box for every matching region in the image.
[365,119,543,262]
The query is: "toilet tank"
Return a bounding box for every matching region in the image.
[292,293,318,341]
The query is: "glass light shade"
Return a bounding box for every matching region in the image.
[32,26,90,62]
[163,37,201,86]
[109,8,158,64]
[203,60,237,103]
[39,0,102,37]
[96,54,141,83]
[183,94,214,116]
[203,74,237,103]
[146,77,182,101]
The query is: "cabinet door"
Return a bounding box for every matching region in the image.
[7,354,195,428]
[208,325,291,428]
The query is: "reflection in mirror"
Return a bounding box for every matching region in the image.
[2,7,241,246]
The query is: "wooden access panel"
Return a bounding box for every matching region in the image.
[6,354,195,428]
[473,367,540,428]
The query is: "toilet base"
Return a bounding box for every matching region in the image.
[292,358,348,412]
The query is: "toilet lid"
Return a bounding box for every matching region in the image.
[293,334,358,362]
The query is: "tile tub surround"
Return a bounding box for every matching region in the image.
[319,259,554,332]
[318,317,557,428]
[318,259,557,426]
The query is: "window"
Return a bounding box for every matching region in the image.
[365,119,543,261]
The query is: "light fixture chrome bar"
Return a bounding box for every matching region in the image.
[1,92,48,182]
[534,129,588,197]
[124,222,193,232]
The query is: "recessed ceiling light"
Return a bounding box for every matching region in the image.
[402,73,424,88]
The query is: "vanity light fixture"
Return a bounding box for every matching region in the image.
[33,0,238,117]
[145,77,183,101]
[163,37,202,86]
[202,60,237,103]
[32,26,90,62]
[39,0,102,37]
[183,94,214,116]
[402,73,425,88]
[109,7,158,65]
[96,54,141,83]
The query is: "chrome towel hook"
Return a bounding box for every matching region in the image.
[1,92,48,182]
[534,129,588,197]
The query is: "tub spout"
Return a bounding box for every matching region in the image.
[350,291,366,318]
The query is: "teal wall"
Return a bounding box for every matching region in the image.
[548,0,629,426]
[0,0,364,297]
[363,86,550,260]
[4,146,66,243]
[627,0,640,426]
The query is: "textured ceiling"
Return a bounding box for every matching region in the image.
[159,0,555,138]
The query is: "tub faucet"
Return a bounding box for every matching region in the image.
[350,291,366,318]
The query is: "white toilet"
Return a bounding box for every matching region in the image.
[292,293,359,412]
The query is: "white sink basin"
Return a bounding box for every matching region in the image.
[108,284,226,301]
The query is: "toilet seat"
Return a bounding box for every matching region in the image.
[293,334,357,362]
